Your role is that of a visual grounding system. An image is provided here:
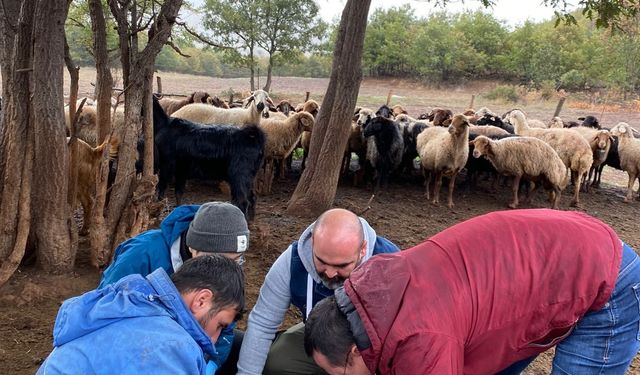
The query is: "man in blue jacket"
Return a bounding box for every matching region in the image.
[37,254,245,375]
[237,208,399,375]
[99,201,249,372]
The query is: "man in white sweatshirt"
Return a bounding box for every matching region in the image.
[236,208,399,375]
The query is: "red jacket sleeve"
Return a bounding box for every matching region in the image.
[388,333,463,375]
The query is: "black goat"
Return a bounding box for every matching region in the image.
[152,97,265,220]
[362,116,404,191]
[476,114,515,134]
[375,104,394,119]
[578,115,601,129]
[400,122,429,175]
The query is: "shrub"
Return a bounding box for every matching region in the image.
[539,80,557,101]
[484,85,519,103]
[559,70,586,91]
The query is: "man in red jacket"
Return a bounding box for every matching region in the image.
[304,209,640,375]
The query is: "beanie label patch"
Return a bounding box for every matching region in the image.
[237,235,248,252]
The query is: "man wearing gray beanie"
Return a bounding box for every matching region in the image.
[98,201,249,373]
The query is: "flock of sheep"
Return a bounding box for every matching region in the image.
[66,89,640,229]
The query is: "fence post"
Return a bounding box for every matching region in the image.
[553,97,566,118]
[156,76,162,94]
[469,94,475,109]
[386,90,393,105]
[305,91,310,102]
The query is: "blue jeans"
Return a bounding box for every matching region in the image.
[499,243,640,375]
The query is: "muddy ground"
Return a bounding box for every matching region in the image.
[1,74,639,374]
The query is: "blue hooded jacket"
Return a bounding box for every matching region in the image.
[37,269,217,375]
[97,204,235,367]
[99,205,200,288]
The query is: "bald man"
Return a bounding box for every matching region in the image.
[237,209,399,375]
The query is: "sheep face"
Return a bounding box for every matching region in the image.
[579,115,600,129]
[247,90,272,118]
[356,109,374,127]
[610,122,633,138]
[193,91,210,104]
[296,112,315,132]
[392,105,407,117]
[301,100,320,118]
[471,136,491,159]
[448,114,470,137]
[593,130,613,150]
[363,117,384,137]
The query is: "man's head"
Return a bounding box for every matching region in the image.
[311,209,367,289]
[171,254,245,342]
[186,202,249,265]
[304,296,370,375]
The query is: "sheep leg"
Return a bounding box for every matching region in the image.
[423,169,431,200]
[624,172,637,202]
[432,171,443,206]
[570,170,581,207]
[509,175,521,209]
[229,176,250,219]
[157,162,172,200]
[550,186,562,209]
[446,172,458,209]
[174,162,188,207]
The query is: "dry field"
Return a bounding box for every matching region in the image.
[0,70,639,374]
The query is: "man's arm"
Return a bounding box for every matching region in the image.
[387,333,463,375]
[236,248,294,375]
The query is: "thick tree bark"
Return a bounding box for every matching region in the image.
[286,0,372,217]
[88,0,114,266]
[89,0,113,144]
[96,0,183,265]
[31,0,73,271]
[0,0,34,279]
[263,54,273,92]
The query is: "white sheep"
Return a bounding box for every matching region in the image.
[471,135,568,209]
[171,90,271,126]
[609,122,640,202]
[506,110,593,207]
[416,114,470,208]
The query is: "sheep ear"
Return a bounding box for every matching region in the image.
[578,117,585,121]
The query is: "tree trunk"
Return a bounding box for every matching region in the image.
[31,0,73,271]
[249,48,256,91]
[263,54,273,92]
[88,0,114,267]
[0,0,35,282]
[95,0,183,265]
[64,35,79,130]
[286,0,372,217]
[89,0,113,144]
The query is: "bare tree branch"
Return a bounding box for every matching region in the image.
[175,20,232,49]
[166,39,190,57]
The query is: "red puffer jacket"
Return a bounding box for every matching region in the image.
[345,209,622,375]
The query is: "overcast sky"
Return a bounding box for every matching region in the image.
[316,0,564,27]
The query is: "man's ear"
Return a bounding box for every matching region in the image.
[188,289,214,314]
[360,240,368,258]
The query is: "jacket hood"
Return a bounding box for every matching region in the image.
[52,268,216,358]
[344,256,410,373]
[160,204,200,248]
[297,217,378,286]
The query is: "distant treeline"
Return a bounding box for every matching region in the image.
[66,5,640,93]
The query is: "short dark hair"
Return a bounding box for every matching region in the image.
[171,254,245,316]
[304,296,355,366]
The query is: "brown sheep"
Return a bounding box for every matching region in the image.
[416,114,470,208]
[298,100,320,169]
[471,135,568,209]
[391,104,408,117]
[427,108,454,127]
[206,95,230,109]
[276,99,295,116]
[159,91,210,116]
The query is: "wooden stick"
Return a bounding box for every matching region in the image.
[553,97,566,118]
[386,90,393,105]
[156,76,162,94]
[305,91,310,102]
[469,94,476,109]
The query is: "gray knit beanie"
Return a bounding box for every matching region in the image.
[186,202,249,253]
